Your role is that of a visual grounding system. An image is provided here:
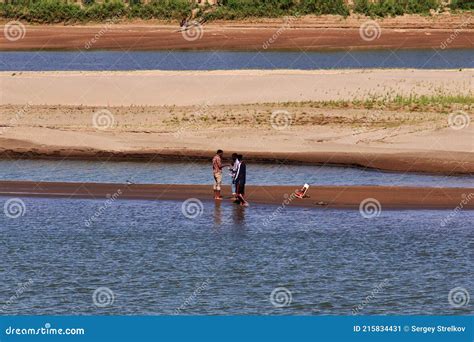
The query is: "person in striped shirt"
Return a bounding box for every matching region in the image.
[212,149,225,200]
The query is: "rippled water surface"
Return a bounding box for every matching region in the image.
[1,159,473,187]
[1,49,473,71]
[0,197,472,315]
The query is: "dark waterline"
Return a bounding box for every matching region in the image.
[1,49,473,71]
[1,159,473,187]
[0,197,472,315]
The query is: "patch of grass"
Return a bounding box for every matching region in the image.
[162,94,472,130]
[279,94,474,112]
[450,0,474,10]
[2,0,472,22]
[354,0,441,17]
[0,0,190,23]
[128,0,192,20]
[0,0,349,23]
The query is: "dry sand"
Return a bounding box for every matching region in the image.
[1,69,472,175]
[1,69,472,106]
[0,100,473,174]
[1,181,473,209]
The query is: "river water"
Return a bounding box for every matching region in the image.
[0,196,472,315]
[0,159,473,187]
[1,47,472,316]
[1,49,473,71]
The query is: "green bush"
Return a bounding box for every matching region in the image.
[2,0,470,23]
[354,0,370,14]
[0,4,23,19]
[404,0,440,13]
[83,0,127,21]
[205,0,348,19]
[27,0,83,23]
[451,0,474,9]
[130,0,192,20]
[354,0,440,17]
[300,0,349,16]
[210,0,285,18]
[0,0,128,23]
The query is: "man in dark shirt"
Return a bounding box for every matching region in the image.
[234,154,248,207]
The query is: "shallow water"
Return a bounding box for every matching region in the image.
[0,196,472,315]
[1,159,473,187]
[1,49,473,71]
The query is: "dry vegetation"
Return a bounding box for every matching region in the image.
[1,95,472,133]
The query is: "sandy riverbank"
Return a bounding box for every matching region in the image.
[1,100,473,174]
[1,14,473,51]
[1,181,473,209]
[1,69,472,175]
[1,69,472,106]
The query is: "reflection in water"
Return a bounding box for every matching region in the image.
[213,200,222,226]
[213,201,246,226]
[232,205,246,225]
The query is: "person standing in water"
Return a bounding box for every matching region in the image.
[212,149,225,200]
[234,154,248,207]
[229,153,240,198]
